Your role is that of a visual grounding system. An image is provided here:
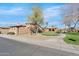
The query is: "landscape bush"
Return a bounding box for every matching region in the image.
[7,32,15,35]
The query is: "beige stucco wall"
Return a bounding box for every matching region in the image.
[25,24,33,35]
[0,28,9,34]
[9,27,17,34]
[9,26,29,35]
[44,29,49,32]
[18,27,28,34]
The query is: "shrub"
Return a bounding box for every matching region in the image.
[7,32,15,35]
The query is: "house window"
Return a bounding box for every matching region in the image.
[52,29,55,31]
[49,29,51,31]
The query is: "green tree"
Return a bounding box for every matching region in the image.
[28,6,44,34]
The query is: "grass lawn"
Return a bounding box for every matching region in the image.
[66,32,79,35]
[41,31,58,36]
[64,32,79,45]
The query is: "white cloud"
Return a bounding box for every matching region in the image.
[0,21,25,26]
[7,8,24,13]
[0,7,28,15]
[43,6,63,19]
[0,22,17,25]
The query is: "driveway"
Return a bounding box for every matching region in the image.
[0,37,78,56]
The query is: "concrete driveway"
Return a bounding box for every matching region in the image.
[0,37,78,56]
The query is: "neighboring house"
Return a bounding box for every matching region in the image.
[75,28,79,32]
[60,28,79,33]
[44,27,58,32]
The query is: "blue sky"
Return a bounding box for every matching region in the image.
[0,3,64,28]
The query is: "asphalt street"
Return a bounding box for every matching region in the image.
[0,37,78,56]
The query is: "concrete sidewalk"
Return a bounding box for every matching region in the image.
[0,34,79,55]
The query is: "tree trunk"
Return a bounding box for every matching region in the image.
[73,21,79,29]
[36,27,38,34]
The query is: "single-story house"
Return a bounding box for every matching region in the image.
[44,27,58,32]
[8,23,43,35]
